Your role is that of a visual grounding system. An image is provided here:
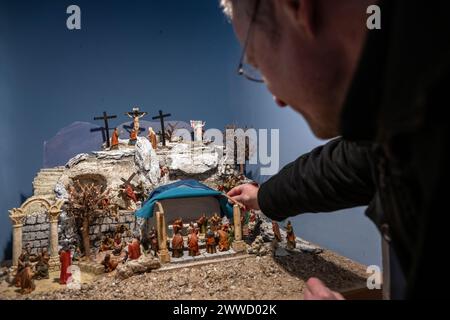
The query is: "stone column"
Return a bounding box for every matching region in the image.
[48,206,61,271]
[231,204,247,252]
[48,207,61,256]
[9,209,25,266]
[156,205,170,263]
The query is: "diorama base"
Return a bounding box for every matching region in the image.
[231,240,247,253]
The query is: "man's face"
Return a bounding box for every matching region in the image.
[230,0,366,139]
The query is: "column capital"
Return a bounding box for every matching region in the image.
[9,208,26,226]
[48,206,61,222]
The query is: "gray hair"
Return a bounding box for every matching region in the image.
[220,0,233,18]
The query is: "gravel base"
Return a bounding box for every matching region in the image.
[3,248,367,300]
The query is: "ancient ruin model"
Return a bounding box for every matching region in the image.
[3,108,321,296]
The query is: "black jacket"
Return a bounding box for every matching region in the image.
[258,1,450,299]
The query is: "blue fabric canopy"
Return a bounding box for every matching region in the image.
[135,179,234,219]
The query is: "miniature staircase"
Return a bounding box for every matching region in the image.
[32,167,65,200]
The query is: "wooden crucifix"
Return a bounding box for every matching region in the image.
[152,110,172,146]
[120,172,137,188]
[90,126,107,143]
[120,172,138,204]
[125,107,148,132]
[123,123,146,135]
[90,126,116,144]
[94,111,117,148]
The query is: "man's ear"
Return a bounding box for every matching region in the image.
[278,0,317,38]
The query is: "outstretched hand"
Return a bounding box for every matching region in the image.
[304,278,345,300]
[227,183,260,211]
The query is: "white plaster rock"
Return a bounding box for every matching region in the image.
[166,143,219,175]
[66,153,89,169]
[134,137,160,185]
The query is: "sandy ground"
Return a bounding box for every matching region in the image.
[1,247,368,300]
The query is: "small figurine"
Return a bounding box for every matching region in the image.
[14,245,31,288]
[209,213,221,231]
[148,127,158,150]
[72,246,82,262]
[126,107,148,133]
[101,254,119,273]
[34,248,50,280]
[205,227,217,254]
[160,166,170,184]
[128,184,138,203]
[172,217,183,235]
[217,224,230,251]
[286,220,296,250]
[19,262,35,294]
[111,128,120,150]
[228,225,235,245]
[59,243,72,285]
[149,227,159,256]
[172,231,184,258]
[187,227,200,256]
[197,214,207,234]
[129,128,138,145]
[99,234,114,252]
[272,221,282,243]
[249,210,257,223]
[127,235,141,260]
[112,233,123,256]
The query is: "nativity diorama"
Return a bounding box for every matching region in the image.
[0,107,370,300]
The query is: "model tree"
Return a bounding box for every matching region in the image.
[224,124,254,175]
[66,180,115,260]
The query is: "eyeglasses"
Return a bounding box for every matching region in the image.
[237,0,265,83]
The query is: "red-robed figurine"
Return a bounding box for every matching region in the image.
[125,184,138,203]
[127,236,141,260]
[59,243,72,285]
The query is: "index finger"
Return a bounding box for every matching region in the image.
[227,185,243,197]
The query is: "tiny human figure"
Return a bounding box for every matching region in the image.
[72,246,82,262]
[286,221,296,250]
[111,128,120,150]
[59,243,72,285]
[172,231,184,258]
[187,227,200,256]
[159,166,170,184]
[217,224,230,251]
[19,262,35,294]
[129,128,138,145]
[249,210,257,223]
[209,213,221,231]
[34,248,50,280]
[228,225,235,245]
[147,127,158,150]
[272,221,282,243]
[172,218,183,235]
[112,233,123,256]
[125,184,138,203]
[149,227,159,256]
[99,234,114,252]
[15,245,31,288]
[206,227,217,254]
[197,214,207,235]
[127,235,141,260]
[101,254,119,273]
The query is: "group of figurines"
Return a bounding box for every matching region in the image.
[168,213,233,259]
[13,244,49,294]
[13,242,74,294]
[97,229,146,273]
[272,220,297,250]
[13,213,297,295]
[110,126,158,149]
